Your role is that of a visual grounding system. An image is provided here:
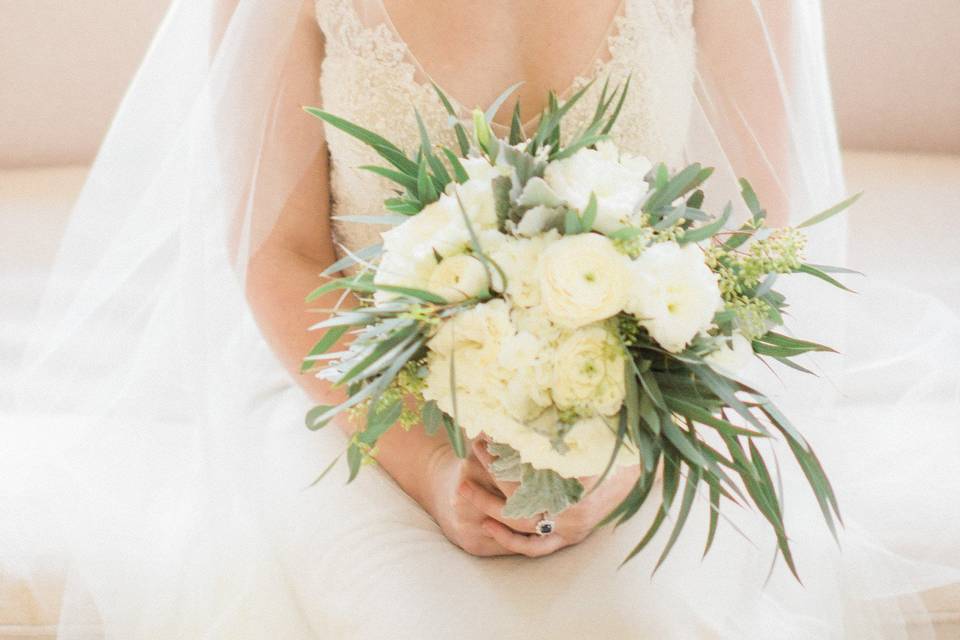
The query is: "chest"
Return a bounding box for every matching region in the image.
[379,0,626,123]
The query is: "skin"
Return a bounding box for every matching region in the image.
[248,0,790,558]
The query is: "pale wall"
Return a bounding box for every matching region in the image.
[0,1,958,167]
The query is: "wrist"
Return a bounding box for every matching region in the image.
[422,441,455,518]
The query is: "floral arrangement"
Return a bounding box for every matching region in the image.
[301,80,857,576]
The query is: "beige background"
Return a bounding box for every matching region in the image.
[1,1,958,168]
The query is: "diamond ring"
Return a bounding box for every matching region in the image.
[534,515,555,536]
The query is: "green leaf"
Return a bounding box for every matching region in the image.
[370,143,419,177]
[509,102,526,145]
[796,263,857,293]
[421,399,443,436]
[336,326,419,386]
[596,465,657,529]
[664,394,767,438]
[703,476,721,557]
[660,418,710,469]
[580,192,598,231]
[645,164,714,213]
[739,178,766,223]
[332,213,409,225]
[306,404,337,430]
[796,191,862,229]
[359,165,418,192]
[306,274,447,304]
[484,81,524,124]
[359,397,403,445]
[502,466,584,519]
[304,107,403,155]
[638,368,667,411]
[563,208,582,235]
[301,325,350,373]
[686,189,705,209]
[384,199,423,215]
[620,451,680,566]
[431,82,471,155]
[320,243,383,277]
[679,202,731,245]
[601,75,631,135]
[654,465,701,572]
[307,451,344,488]
[416,154,438,203]
[441,147,470,183]
[587,411,629,497]
[346,441,363,483]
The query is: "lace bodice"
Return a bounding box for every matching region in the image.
[315,0,696,253]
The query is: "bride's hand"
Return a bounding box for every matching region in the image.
[426,443,529,557]
[462,438,641,558]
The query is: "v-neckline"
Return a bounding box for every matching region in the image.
[376,0,628,133]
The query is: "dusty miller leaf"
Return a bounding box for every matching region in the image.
[502,465,584,518]
[487,442,524,481]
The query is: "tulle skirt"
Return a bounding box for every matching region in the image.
[4,271,958,639]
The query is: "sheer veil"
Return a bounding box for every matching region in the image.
[3,0,957,637]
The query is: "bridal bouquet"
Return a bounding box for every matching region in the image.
[302,80,857,576]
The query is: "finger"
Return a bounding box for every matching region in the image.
[471,438,496,469]
[459,480,539,534]
[459,533,518,558]
[468,439,520,498]
[482,519,566,558]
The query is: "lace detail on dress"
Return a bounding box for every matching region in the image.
[315,0,696,255]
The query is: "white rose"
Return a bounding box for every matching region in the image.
[380,193,465,261]
[452,178,498,229]
[489,230,560,308]
[625,242,723,353]
[551,324,626,416]
[705,333,754,378]
[543,141,652,234]
[427,254,490,302]
[538,233,631,328]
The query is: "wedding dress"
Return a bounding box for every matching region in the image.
[4,1,959,638]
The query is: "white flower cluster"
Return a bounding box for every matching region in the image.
[374,141,735,478]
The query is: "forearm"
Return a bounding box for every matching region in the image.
[246,246,448,513]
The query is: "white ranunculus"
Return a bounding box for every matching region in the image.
[705,332,754,378]
[489,230,560,308]
[427,254,490,302]
[551,324,626,417]
[625,242,723,353]
[543,141,652,234]
[498,330,554,421]
[427,298,514,358]
[538,233,631,328]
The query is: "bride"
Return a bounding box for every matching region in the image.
[6,0,959,637]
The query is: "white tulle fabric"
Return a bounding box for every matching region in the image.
[3,0,958,638]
